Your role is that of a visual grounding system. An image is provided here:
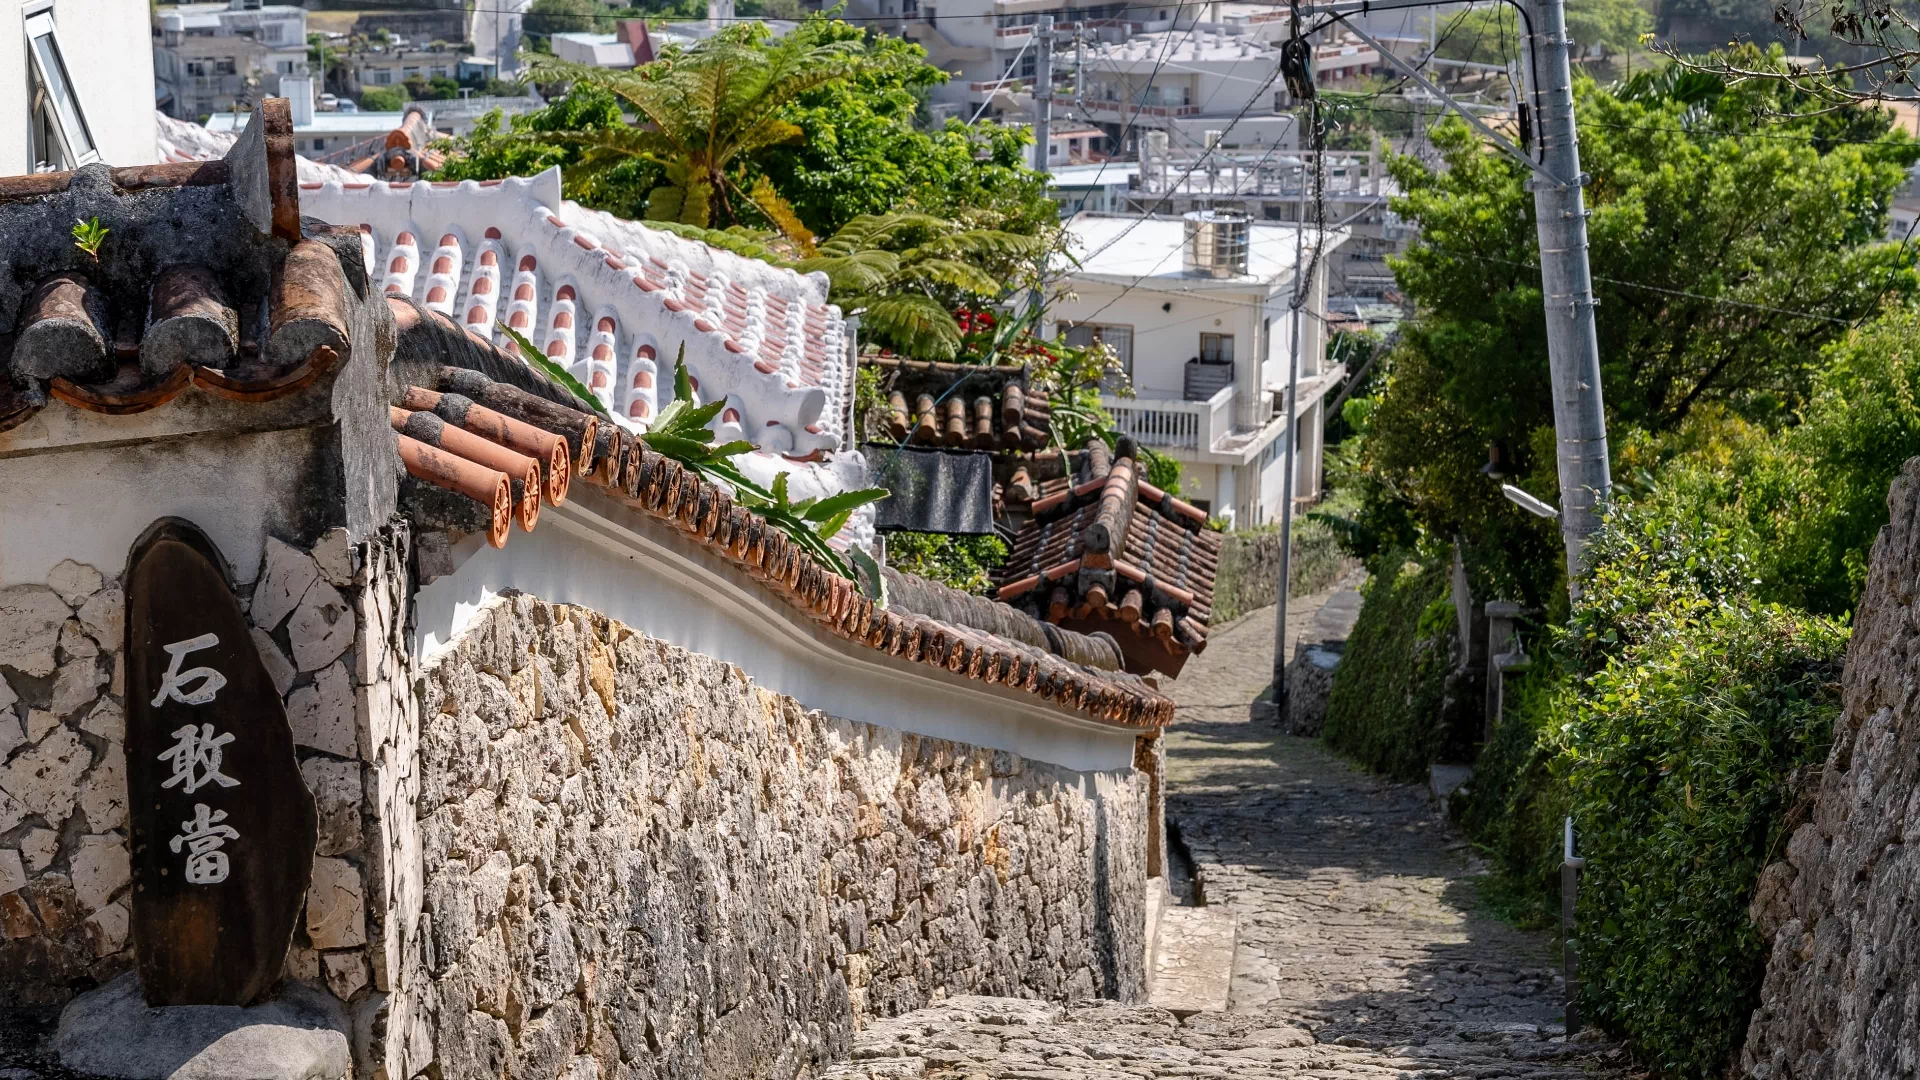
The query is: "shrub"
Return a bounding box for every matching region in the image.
[1566,603,1843,1077]
[1322,552,1459,781]
[883,532,1007,596]
[1452,662,1569,930]
[358,86,409,112]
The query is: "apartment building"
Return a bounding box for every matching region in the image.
[153,0,307,121]
[1128,132,1410,297]
[1050,210,1347,528]
[344,44,468,97]
[4,0,156,172]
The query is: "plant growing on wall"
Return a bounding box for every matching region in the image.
[500,324,890,597]
[71,217,108,260]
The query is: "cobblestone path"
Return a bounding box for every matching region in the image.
[827,580,1627,1079]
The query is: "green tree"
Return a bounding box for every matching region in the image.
[525,0,615,38]
[359,85,410,111]
[525,23,868,227]
[1439,0,1651,63]
[1344,55,1919,600]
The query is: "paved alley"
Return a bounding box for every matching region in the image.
[826,581,1627,1079]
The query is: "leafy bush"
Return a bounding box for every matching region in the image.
[1209,518,1356,625]
[883,532,1007,595]
[358,87,409,112]
[1454,490,1847,1078]
[1452,664,1569,931]
[1322,552,1459,781]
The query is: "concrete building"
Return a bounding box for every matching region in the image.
[1128,133,1409,297]
[1050,210,1347,528]
[153,0,307,121]
[343,44,468,98]
[3,0,156,173]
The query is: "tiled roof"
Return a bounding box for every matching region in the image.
[344,107,446,179]
[867,357,1051,453]
[386,302,1174,729]
[994,439,1222,678]
[0,101,367,432]
[298,168,849,458]
[155,110,362,185]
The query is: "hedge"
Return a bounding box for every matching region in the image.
[1321,552,1459,781]
[1454,501,1847,1078]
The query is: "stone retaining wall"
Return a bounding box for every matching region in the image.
[398,593,1149,1080]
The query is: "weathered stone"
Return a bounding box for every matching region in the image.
[0,849,24,896]
[302,757,364,856]
[78,741,127,832]
[49,659,106,717]
[71,835,130,913]
[254,537,322,634]
[0,787,27,835]
[253,627,297,697]
[21,828,58,872]
[76,587,124,651]
[1740,458,1920,1080]
[287,578,354,673]
[0,727,92,824]
[26,708,60,744]
[0,712,26,760]
[323,949,370,1000]
[85,901,129,957]
[0,673,17,714]
[289,662,357,759]
[46,560,105,607]
[53,972,351,1080]
[59,618,99,660]
[79,696,123,743]
[0,585,70,678]
[307,856,367,949]
[311,528,356,588]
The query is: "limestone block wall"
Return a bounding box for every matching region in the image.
[0,523,411,1021]
[1741,459,1920,1080]
[401,593,1148,1080]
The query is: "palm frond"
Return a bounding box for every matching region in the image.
[792,250,901,294]
[896,257,1002,296]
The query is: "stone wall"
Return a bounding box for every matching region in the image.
[1741,459,1920,1080]
[0,523,410,1025]
[399,593,1149,1080]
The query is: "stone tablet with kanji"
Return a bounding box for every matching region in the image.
[124,518,318,1007]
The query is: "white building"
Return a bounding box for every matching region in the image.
[1050,210,1347,527]
[153,0,308,121]
[3,0,157,172]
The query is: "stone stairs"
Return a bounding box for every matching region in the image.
[1144,879,1237,1016]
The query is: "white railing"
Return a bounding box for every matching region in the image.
[1102,385,1233,452]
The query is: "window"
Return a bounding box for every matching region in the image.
[214,58,237,75]
[186,60,210,76]
[1062,322,1133,384]
[1016,52,1036,82]
[1200,333,1234,365]
[372,70,393,85]
[24,7,98,171]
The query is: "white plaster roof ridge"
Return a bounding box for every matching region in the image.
[296,164,871,547]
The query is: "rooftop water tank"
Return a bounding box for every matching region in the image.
[1183,209,1249,278]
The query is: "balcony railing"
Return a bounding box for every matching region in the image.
[1061,94,1199,118]
[1101,386,1233,453]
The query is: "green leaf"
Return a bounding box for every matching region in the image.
[817,508,852,539]
[707,440,759,458]
[662,400,727,438]
[771,471,790,508]
[847,544,888,606]
[801,487,891,521]
[672,344,693,403]
[496,321,611,419]
[639,432,717,460]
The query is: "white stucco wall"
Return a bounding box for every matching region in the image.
[411,490,1147,773]
[0,0,157,174]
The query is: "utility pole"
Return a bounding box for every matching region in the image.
[1262,203,1308,723]
[1523,0,1611,585]
[1032,15,1054,174]
[1291,0,1612,589]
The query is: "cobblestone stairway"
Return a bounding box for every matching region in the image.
[826,580,1629,1079]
